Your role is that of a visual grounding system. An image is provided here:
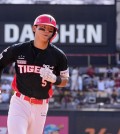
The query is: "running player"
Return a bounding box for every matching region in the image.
[0,14,69,134]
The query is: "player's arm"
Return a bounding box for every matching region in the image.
[54,69,69,87]
[56,77,69,87]
[55,52,69,87]
[40,67,69,87]
[0,46,15,78]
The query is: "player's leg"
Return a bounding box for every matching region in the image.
[7,115,28,134]
[27,102,49,134]
[7,94,30,134]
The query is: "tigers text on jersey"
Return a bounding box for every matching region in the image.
[0,40,69,99]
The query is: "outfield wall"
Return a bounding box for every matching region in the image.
[0,110,120,134]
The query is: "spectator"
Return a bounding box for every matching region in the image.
[78,74,83,91]
[83,75,92,91]
[86,65,95,78]
[105,65,113,78]
[70,67,79,90]
[112,66,119,77]
[114,73,120,89]
[97,77,105,92]
[1,80,11,94]
[1,89,10,103]
[104,77,115,98]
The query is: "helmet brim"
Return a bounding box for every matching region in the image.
[34,23,58,31]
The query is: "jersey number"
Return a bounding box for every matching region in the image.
[41,78,47,87]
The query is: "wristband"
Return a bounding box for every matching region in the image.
[54,76,62,85]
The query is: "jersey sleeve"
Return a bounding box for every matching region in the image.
[0,45,16,77]
[56,52,69,78]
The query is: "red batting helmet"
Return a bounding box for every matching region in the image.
[34,14,58,42]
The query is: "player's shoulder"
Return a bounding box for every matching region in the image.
[9,40,31,54]
[49,43,66,56]
[11,40,31,48]
[10,41,32,53]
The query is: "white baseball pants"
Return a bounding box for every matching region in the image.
[7,94,49,134]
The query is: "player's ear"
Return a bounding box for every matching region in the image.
[32,25,36,33]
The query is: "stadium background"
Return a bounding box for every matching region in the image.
[0,0,120,134]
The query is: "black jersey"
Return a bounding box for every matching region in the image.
[0,40,69,99]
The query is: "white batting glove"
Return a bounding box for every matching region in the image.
[40,67,57,83]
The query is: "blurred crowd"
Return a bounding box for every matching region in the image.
[0,63,14,103]
[1,64,120,110]
[49,65,120,109]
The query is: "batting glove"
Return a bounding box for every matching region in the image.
[40,67,57,83]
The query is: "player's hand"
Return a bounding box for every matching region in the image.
[40,67,57,83]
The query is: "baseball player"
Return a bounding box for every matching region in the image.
[0,14,69,134]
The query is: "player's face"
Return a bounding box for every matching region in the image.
[33,24,54,42]
[38,24,54,33]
